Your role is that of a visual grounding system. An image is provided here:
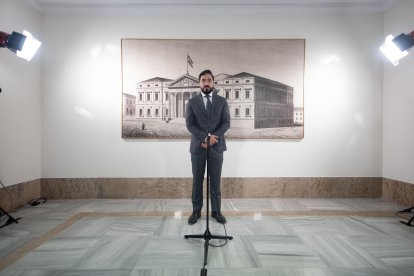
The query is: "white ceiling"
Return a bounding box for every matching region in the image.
[24,0,399,13]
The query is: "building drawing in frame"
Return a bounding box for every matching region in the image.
[122,39,305,139]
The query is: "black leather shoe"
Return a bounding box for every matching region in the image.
[212,211,226,224]
[188,210,201,225]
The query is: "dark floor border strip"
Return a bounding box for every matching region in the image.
[0,210,397,272]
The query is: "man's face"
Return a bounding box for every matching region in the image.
[199,73,214,94]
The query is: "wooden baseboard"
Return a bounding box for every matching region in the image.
[383,178,414,207]
[0,179,41,212]
[2,177,412,208]
[40,177,382,199]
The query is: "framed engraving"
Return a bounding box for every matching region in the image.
[122,39,304,139]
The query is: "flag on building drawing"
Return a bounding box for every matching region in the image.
[187,54,193,68]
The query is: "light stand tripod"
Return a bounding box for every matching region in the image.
[0,206,20,228]
[184,137,233,276]
[0,179,21,228]
[397,207,414,227]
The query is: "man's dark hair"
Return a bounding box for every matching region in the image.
[198,69,214,81]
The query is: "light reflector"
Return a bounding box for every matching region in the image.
[380,34,409,66]
[16,30,41,61]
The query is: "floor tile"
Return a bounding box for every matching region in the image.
[250,235,326,269]
[1,198,412,275]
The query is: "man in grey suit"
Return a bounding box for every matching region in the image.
[186,69,230,225]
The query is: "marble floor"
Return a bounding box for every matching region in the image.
[0,198,413,276]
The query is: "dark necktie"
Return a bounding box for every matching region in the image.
[206,95,212,114]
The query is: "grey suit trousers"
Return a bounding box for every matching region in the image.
[191,149,223,212]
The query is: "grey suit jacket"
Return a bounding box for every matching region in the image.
[185,91,230,155]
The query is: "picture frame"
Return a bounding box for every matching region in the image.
[121,39,305,139]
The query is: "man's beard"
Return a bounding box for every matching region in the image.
[202,86,213,94]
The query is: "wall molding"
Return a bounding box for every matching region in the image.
[383,178,414,207]
[1,177,413,212]
[0,179,41,212]
[24,0,395,14]
[39,177,383,200]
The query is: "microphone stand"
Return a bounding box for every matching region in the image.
[0,206,21,228]
[184,136,233,276]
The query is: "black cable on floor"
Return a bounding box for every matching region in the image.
[28,197,48,206]
[209,223,229,248]
[0,179,48,216]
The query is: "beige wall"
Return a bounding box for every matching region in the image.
[41,9,383,178]
[382,0,414,184]
[0,0,42,187]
